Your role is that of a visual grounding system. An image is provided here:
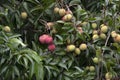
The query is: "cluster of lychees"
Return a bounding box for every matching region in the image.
[39,34,55,52]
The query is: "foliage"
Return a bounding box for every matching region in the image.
[0,0,120,80]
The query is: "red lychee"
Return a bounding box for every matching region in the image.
[48,44,55,52]
[45,36,53,44]
[39,34,49,44]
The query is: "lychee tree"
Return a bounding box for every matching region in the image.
[0,0,120,80]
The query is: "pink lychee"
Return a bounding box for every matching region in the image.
[39,34,49,44]
[48,44,55,52]
[45,36,53,44]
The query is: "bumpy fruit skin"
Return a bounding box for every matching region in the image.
[100,24,105,27]
[59,9,66,16]
[21,12,27,19]
[92,30,98,35]
[39,34,49,44]
[89,66,95,72]
[92,34,99,40]
[111,31,117,38]
[75,48,81,55]
[48,44,55,52]
[100,33,106,39]
[67,45,75,52]
[92,57,99,63]
[39,34,53,44]
[3,26,11,32]
[54,7,59,13]
[101,25,108,33]
[79,43,87,51]
[62,14,72,21]
[105,72,112,79]
[114,34,120,42]
[92,23,97,29]
[45,36,53,44]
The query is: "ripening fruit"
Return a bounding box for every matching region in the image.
[105,72,112,79]
[111,31,117,38]
[21,12,27,19]
[3,26,11,32]
[92,57,99,63]
[39,34,53,44]
[92,30,98,35]
[100,33,106,39]
[79,43,87,51]
[63,14,72,21]
[45,36,53,44]
[75,48,81,55]
[101,25,108,33]
[67,45,76,52]
[48,44,55,52]
[47,22,54,29]
[100,24,105,27]
[92,23,97,29]
[39,34,49,44]
[54,7,60,13]
[59,8,66,16]
[89,66,95,72]
[114,34,120,42]
[92,34,99,40]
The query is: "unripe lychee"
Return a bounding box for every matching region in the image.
[45,36,53,44]
[3,26,11,32]
[100,33,106,39]
[54,7,59,13]
[21,12,27,19]
[92,34,99,40]
[105,72,112,79]
[67,45,75,52]
[48,44,55,52]
[59,8,66,16]
[92,30,98,35]
[39,34,49,44]
[89,66,95,72]
[111,31,117,38]
[75,48,81,55]
[101,25,108,33]
[63,14,72,21]
[100,24,105,27]
[79,43,87,51]
[92,57,99,63]
[92,23,97,29]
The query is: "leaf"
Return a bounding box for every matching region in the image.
[58,62,68,70]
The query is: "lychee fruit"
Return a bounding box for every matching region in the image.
[67,44,75,52]
[3,26,11,32]
[21,12,27,19]
[79,43,87,51]
[59,8,66,16]
[48,44,55,52]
